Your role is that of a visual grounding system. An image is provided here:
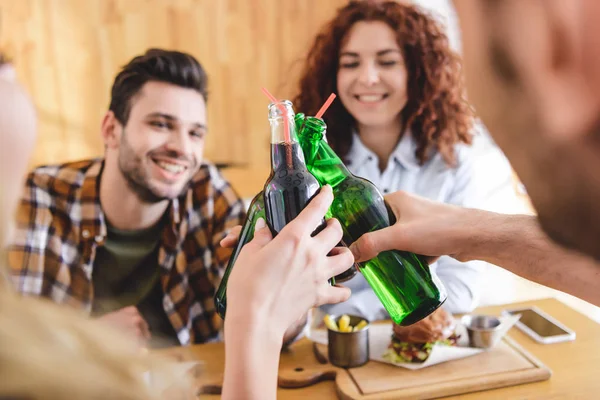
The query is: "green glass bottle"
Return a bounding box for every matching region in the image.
[214,191,265,319]
[296,114,447,326]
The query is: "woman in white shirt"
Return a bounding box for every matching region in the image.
[294,1,519,320]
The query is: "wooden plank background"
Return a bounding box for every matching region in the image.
[0,0,348,198]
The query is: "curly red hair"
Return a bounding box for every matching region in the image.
[293,1,474,166]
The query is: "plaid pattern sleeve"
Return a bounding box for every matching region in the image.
[7,160,102,309]
[172,163,246,344]
[8,169,56,297]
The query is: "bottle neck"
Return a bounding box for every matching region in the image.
[269,102,298,144]
[297,116,352,187]
[268,101,305,171]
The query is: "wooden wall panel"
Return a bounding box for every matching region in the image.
[0,0,347,197]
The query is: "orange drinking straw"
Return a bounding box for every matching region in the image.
[315,93,337,119]
[261,87,291,144]
[261,87,278,104]
[297,93,337,134]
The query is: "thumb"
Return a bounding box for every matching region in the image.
[248,218,273,247]
[349,227,398,262]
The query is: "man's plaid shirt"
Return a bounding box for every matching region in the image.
[7,159,246,345]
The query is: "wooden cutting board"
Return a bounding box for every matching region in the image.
[278,336,551,399]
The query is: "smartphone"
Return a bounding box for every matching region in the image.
[502,306,575,344]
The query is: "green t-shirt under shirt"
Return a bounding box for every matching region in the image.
[92,217,179,347]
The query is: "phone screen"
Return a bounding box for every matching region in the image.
[508,309,570,337]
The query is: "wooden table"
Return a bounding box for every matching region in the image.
[159,298,600,399]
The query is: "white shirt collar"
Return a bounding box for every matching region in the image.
[346,130,421,172]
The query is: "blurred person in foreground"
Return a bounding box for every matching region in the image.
[348,0,600,307]
[0,55,352,399]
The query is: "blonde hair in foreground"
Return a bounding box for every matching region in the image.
[0,287,191,400]
[0,76,193,400]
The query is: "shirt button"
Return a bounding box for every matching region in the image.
[367,156,373,161]
[82,230,90,238]
[384,188,389,193]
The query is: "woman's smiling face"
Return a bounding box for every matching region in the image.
[337,21,408,130]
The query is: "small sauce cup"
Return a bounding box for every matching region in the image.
[461,314,503,349]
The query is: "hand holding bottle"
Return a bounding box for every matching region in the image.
[349,190,474,264]
[221,186,353,400]
[226,185,353,338]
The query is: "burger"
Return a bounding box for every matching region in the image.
[383,308,460,363]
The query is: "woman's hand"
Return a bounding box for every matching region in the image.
[226,185,353,337]
[222,185,354,400]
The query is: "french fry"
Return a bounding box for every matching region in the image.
[324,314,338,331]
[353,320,368,332]
[339,314,351,332]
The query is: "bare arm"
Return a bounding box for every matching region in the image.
[464,212,600,305]
[223,310,282,400]
[350,191,600,306]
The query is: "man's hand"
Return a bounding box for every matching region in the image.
[96,306,151,344]
[348,191,600,307]
[349,191,477,263]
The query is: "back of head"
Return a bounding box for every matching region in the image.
[454,0,600,259]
